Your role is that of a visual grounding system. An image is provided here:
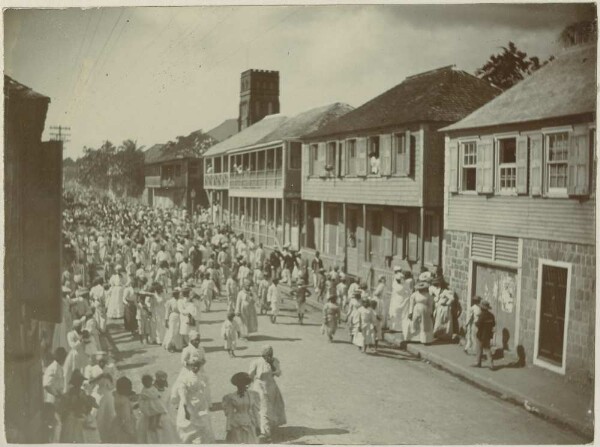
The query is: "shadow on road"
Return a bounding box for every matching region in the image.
[249,335,302,342]
[275,426,350,443]
[369,348,420,361]
[277,322,321,327]
[118,361,150,371]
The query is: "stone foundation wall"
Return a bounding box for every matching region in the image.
[442,230,471,327]
[520,238,595,386]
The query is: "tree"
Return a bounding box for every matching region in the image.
[476,41,553,91]
[559,19,597,48]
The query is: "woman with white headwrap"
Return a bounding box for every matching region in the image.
[248,345,286,442]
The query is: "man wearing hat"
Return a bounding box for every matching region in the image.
[474,300,496,370]
[223,372,260,443]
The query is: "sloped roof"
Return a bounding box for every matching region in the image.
[144,143,166,164]
[207,118,238,142]
[443,44,597,132]
[203,114,288,157]
[257,103,353,144]
[305,66,500,139]
[4,75,50,102]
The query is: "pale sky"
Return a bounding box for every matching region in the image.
[4,3,595,159]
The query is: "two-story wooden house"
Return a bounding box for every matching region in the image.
[203,114,289,226]
[204,103,353,249]
[300,66,500,289]
[441,44,596,383]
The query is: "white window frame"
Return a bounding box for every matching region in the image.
[460,140,478,193]
[496,137,518,195]
[542,127,572,198]
[533,258,572,375]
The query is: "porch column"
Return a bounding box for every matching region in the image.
[273,197,278,247]
[420,206,426,269]
[343,203,347,273]
[320,201,325,253]
[258,197,262,244]
[303,201,308,249]
[228,195,232,226]
[362,204,367,262]
[280,197,285,246]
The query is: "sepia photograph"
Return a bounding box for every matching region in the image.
[2,1,597,444]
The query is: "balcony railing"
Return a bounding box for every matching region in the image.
[160,176,185,188]
[204,172,230,189]
[145,175,161,187]
[230,169,283,190]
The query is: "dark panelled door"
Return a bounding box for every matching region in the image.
[538,265,568,365]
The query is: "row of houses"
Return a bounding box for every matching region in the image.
[144,44,596,384]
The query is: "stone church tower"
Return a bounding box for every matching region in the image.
[238,69,280,131]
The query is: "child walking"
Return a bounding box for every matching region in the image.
[221,312,241,357]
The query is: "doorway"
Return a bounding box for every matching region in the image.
[536,262,569,370]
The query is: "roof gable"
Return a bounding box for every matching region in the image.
[304,66,500,139]
[443,44,597,132]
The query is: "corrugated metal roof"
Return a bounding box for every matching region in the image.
[206,118,238,142]
[203,114,288,157]
[304,66,500,139]
[258,103,353,143]
[442,44,597,132]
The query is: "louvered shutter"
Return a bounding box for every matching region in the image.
[318,142,326,176]
[471,233,493,259]
[477,138,494,194]
[380,134,392,176]
[339,141,346,177]
[356,137,368,176]
[494,236,519,264]
[408,212,419,261]
[337,206,345,256]
[403,131,412,176]
[516,135,529,195]
[382,211,394,257]
[302,144,310,178]
[448,139,459,193]
[568,127,590,196]
[530,133,543,196]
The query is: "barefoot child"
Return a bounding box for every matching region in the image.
[257,272,270,315]
[221,312,241,357]
[292,279,308,324]
[225,276,238,314]
[137,374,167,442]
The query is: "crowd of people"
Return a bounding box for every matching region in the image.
[45,185,497,443]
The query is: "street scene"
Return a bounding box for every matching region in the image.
[3,3,597,445]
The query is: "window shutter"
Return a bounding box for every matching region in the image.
[356,137,367,176]
[477,138,494,194]
[530,133,543,196]
[448,139,459,193]
[302,144,310,178]
[382,211,394,257]
[471,233,493,259]
[403,131,412,176]
[430,214,440,266]
[516,135,529,195]
[408,212,419,261]
[337,206,344,256]
[318,142,326,176]
[339,141,346,177]
[380,134,392,176]
[568,127,590,196]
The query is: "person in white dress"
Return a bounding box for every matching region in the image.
[106,266,125,319]
[178,289,198,346]
[387,267,412,336]
[267,278,282,324]
[171,353,215,444]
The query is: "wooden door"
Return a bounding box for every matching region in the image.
[473,264,517,350]
[538,265,568,365]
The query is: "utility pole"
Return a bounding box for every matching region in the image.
[49,125,71,145]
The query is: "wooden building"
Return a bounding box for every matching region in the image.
[5,76,63,442]
[441,44,596,383]
[301,66,500,290]
[204,103,353,248]
[143,119,237,211]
